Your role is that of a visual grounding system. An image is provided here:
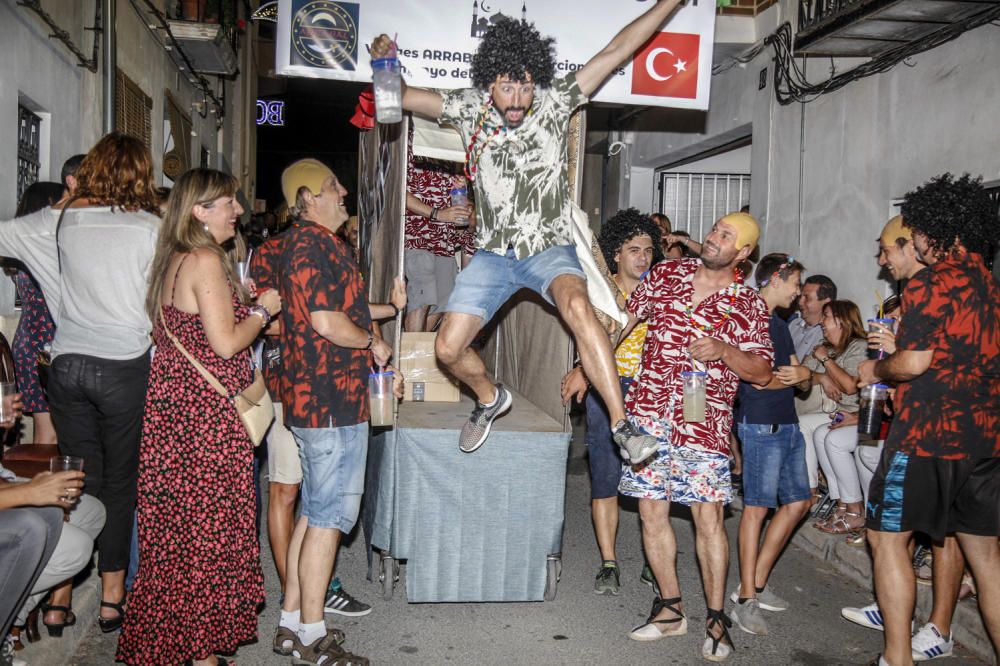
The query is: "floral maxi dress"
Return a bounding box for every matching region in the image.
[117,292,264,665]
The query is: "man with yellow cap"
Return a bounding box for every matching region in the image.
[269,158,404,665]
[618,212,773,662]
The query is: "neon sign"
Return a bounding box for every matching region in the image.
[257,100,285,126]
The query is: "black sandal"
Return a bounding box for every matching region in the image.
[702,608,735,662]
[41,602,76,637]
[98,598,126,633]
[628,596,688,641]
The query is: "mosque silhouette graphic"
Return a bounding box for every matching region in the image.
[471,1,528,38]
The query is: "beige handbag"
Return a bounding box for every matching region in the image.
[160,308,274,446]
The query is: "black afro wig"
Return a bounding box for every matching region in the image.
[598,208,665,274]
[901,173,998,257]
[470,16,556,90]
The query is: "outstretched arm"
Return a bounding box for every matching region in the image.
[576,0,687,97]
[371,34,444,119]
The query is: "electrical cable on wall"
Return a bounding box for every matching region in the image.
[713,5,1000,106]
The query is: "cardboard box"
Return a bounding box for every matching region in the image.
[399,332,460,402]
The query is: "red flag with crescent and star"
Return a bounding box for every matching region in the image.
[630,32,700,100]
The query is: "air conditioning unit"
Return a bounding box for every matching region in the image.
[167,20,238,76]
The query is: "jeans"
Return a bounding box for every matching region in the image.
[0,506,63,637]
[292,422,369,532]
[737,422,811,508]
[48,351,151,572]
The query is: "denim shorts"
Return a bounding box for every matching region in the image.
[737,422,811,508]
[585,376,632,499]
[291,422,369,532]
[443,244,586,323]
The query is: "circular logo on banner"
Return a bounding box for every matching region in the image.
[291,1,359,70]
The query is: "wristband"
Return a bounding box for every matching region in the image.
[249,304,270,328]
[390,303,400,318]
[364,331,374,350]
[430,207,439,220]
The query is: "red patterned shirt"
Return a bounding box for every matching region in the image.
[278,221,372,429]
[406,126,471,257]
[625,258,772,454]
[250,234,289,402]
[886,254,1000,459]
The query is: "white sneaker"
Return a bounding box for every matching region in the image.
[911,622,954,661]
[841,602,885,631]
[729,585,788,612]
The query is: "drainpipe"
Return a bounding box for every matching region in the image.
[102,0,116,134]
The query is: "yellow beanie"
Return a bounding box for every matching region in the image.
[719,212,760,251]
[880,215,912,245]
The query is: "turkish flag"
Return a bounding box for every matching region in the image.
[630,32,700,99]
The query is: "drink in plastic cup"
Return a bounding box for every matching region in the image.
[858,384,889,439]
[682,371,707,423]
[866,317,896,360]
[0,382,16,422]
[368,371,395,426]
[49,455,85,502]
[372,57,402,124]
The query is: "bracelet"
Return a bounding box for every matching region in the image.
[249,305,270,328]
[389,303,400,318]
[819,357,830,365]
[364,331,374,350]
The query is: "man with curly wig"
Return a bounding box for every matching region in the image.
[371,0,686,462]
[858,173,1000,666]
[560,208,662,595]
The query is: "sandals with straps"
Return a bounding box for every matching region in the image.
[628,596,688,641]
[98,598,126,634]
[273,626,345,656]
[292,631,368,666]
[702,608,735,662]
[817,511,864,534]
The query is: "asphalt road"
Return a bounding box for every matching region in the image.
[70,428,985,666]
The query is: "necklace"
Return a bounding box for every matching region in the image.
[685,270,744,334]
[464,99,507,182]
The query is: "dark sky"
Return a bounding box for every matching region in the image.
[255,76,369,213]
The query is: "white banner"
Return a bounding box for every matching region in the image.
[276,0,716,110]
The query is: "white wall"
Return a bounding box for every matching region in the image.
[624,7,1000,317]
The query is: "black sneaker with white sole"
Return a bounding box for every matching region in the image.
[459,384,513,453]
[323,586,372,617]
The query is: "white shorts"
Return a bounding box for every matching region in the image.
[266,403,302,485]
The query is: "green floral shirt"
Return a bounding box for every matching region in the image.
[439,73,588,259]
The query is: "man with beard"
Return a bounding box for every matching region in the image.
[370,0,686,463]
[858,175,1000,666]
[560,209,663,595]
[619,212,772,662]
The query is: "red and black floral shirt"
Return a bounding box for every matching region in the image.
[277,220,372,429]
[250,234,288,402]
[625,258,772,454]
[885,253,999,459]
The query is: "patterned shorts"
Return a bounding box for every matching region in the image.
[618,415,733,505]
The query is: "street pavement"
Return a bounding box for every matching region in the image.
[67,424,985,666]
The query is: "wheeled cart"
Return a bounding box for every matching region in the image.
[362,388,570,603]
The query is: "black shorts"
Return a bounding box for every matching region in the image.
[865,450,1000,541]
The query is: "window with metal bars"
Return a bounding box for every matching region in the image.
[656,171,751,240]
[17,105,42,203]
[116,69,153,147]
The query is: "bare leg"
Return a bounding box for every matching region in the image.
[549,276,626,426]
[639,498,682,617]
[426,311,443,331]
[754,500,811,588]
[928,536,964,636]
[737,505,767,598]
[955,532,1000,654]
[268,481,300,592]
[282,516,309,612]
[869,529,916,666]
[32,412,57,444]
[435,312,495,404]
[691,502,729,641]
[592,497,619,562]
[404,305,429,332]
[298,526,342,625]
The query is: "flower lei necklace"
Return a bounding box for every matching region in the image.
[464,98,507,181]
[685,268,744,334]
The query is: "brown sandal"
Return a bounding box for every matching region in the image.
[292,630,367,666]
[273,626,345,656]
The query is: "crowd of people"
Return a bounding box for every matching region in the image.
[0,0,997,665]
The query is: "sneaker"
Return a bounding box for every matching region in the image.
[594,561,620,595]
[612,419,658,465]
[0,636,26,666]
[911,622,954,661]
[640,563,660,596]
[459,384,513,453]
[731,598,769,635]
[729,585,788,612]
[324,585,372,617]
[841,602,884,631]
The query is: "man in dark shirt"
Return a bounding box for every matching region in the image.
[731,254,812,637]
[859,174,1000,666]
